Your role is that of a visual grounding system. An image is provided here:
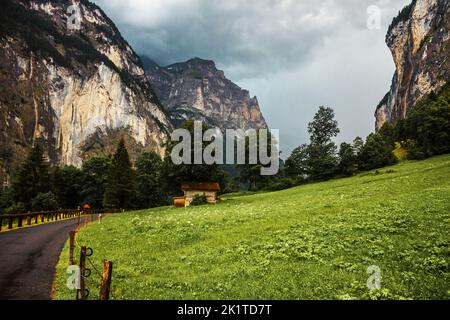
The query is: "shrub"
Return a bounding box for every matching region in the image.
[31,192,59,211]
[3,202,26,215]
[393,142,408,161]
[190,195,208,206]
[266,177,298,191]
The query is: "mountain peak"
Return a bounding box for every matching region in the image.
[146,57,267,130]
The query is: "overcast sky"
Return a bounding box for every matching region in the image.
[93,0,410,157]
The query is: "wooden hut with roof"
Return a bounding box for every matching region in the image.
[173,183,221,207]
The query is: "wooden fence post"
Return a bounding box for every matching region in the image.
[27,216,31,226]
[17,216,22,228]
[0,218,2,232]
[69,231,76,265]
[99,260,113,300]
[8,217,13,229]
[77,246,87,300]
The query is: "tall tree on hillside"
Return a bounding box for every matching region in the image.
[52,166,84,208]
[306,106,340,180]
[136,152,165,209]
[81,157,111,209]
[12,144,50,209]
[103,139,136,210]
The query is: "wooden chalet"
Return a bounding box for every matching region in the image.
[173,183,221,207]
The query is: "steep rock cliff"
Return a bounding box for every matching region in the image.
[0,0,172,181]
[375,0,449,129]
[146,57,268,130]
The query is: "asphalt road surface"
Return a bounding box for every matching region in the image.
[0,215,97,300]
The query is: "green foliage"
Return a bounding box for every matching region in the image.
[265,176,298,191]
[284,144,308,178]
[306,106,339,180]
[377,122,396,148]
[3,202,26,215]
[162,120,225,195]
[54,155,450,300]
[103,139,136,210]
[52,166,84,209]
[31,192,58,211]
[392,142,408,161]
[338,142,357,176]
[402,139,426,160]
[190,195,208,206]
[80,157,111,209]
[397,83,450,157]
[11,144,50,210]
[135,152,165,209]
[0,187,15,212]
[238,130,278,191]
[359,133,397,171]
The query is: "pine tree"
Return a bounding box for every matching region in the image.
[103,139,136,210]
[12,144,50,209]
[136,152,164,209]
[51,166,83,208]
[80,157,111,209]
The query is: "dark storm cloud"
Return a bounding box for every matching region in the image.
[93,0,411,154]
[94,0,406,78]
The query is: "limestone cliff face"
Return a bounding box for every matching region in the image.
[375,0,450,129]
[0,0,172,179]
[146,58,268,130]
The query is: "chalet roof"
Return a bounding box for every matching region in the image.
[181,183,221,192]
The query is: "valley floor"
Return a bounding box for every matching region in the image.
[54,155,450,300]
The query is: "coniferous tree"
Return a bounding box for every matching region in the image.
[51,166,83,208]
[12,144,50,209]
[80,157,111,208]
[136,152,165,209]
[103,139,136,210]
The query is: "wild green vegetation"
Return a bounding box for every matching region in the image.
[54,155,450,300]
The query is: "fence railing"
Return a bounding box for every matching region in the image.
[0,209,121,232]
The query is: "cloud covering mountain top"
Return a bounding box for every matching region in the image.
[93,0,411,154]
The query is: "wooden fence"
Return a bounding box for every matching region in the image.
[0,209,120,232]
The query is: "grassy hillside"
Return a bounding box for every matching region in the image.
[54,155,450,300]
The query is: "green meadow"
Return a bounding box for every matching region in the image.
[54,155,450,300]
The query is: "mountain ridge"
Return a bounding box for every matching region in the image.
[0,0,173,184]
[144,56,268,130]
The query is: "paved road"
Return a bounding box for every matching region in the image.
[0,216,96,300]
